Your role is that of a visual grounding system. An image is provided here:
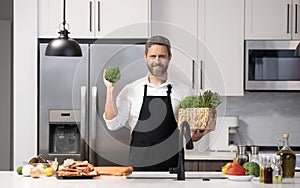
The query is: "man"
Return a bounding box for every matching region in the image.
[103,35,207,171]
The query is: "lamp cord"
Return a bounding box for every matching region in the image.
[63,0,66,30]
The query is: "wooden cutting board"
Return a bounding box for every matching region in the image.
[94,166,133,176]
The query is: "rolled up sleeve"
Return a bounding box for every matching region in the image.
[103,85,131,131]
[102,113,124,130]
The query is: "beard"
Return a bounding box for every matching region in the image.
[147,62,169,77]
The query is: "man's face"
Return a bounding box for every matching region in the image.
[144,44,172,78]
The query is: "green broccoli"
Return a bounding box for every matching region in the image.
[243,162,260,177]
[105,66,121,83]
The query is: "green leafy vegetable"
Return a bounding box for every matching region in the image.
[200,90,222,108]
[179,96,201,108]
[243,162,260,177]
[179,90,222,109]
[105,66,121,83]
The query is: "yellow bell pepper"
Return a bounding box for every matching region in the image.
[222,162,231,174]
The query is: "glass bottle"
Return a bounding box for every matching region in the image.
[259,155,266,183]
[233,149,238,164]
[277,133,296,178]
[264,156,273,184]
[237,145,248,166]
[250,145,259,163]
[272,155,283,184]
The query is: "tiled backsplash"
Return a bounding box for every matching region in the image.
[216,92,300,147]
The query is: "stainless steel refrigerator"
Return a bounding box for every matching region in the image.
[38,39,149,166]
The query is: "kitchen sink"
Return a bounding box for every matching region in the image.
[126,171,227,179]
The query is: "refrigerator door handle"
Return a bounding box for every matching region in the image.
[89,86,98,163]
[80,86,87,160]
[91,86,98,141]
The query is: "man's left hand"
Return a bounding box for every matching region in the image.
[191,129,210,142]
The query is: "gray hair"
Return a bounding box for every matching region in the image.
[145,35,171,55]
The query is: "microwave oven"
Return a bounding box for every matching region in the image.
[245,40,300,91]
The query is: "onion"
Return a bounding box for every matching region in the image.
[30,167,41,178]
[22,164,33,177]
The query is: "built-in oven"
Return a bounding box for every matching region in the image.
[245,40,300,91]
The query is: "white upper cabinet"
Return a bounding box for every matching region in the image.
[203,0,244,96]
[38,0,150,38]
[38,0,63,38]
[245,0,300,40]
[151,0,244,96]
[151,0,199,93]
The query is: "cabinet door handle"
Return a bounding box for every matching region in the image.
[192,60,195,90]
[200,60,203,90]
[287,4,290,33]
[296,4,298,34]
[98,1,101,31]
[193,60,203,91]
[89,1,92,32]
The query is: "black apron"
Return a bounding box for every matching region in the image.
[128,84,179,171]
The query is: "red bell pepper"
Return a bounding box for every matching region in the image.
[226,163,246,176]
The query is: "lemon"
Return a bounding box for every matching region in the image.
[16,166,23,175]
[44,167,54,177]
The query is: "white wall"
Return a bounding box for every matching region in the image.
[13,0,37,169]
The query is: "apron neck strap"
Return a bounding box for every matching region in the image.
[167,84,172,96]
[143,84,147,96]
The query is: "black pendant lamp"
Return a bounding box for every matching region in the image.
[295,43,300,56]
[45,0,82,56]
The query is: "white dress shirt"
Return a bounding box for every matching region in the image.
[103,75,194,133]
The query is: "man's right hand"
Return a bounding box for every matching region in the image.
[103,69,118,120]
[103,69,119,89]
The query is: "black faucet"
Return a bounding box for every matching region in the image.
[169,121,194,180]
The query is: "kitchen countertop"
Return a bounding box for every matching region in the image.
[1,171,299,188]
[185,149,236,160]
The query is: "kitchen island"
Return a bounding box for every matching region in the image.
[184,149,236,171]
[1,171,299,188]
